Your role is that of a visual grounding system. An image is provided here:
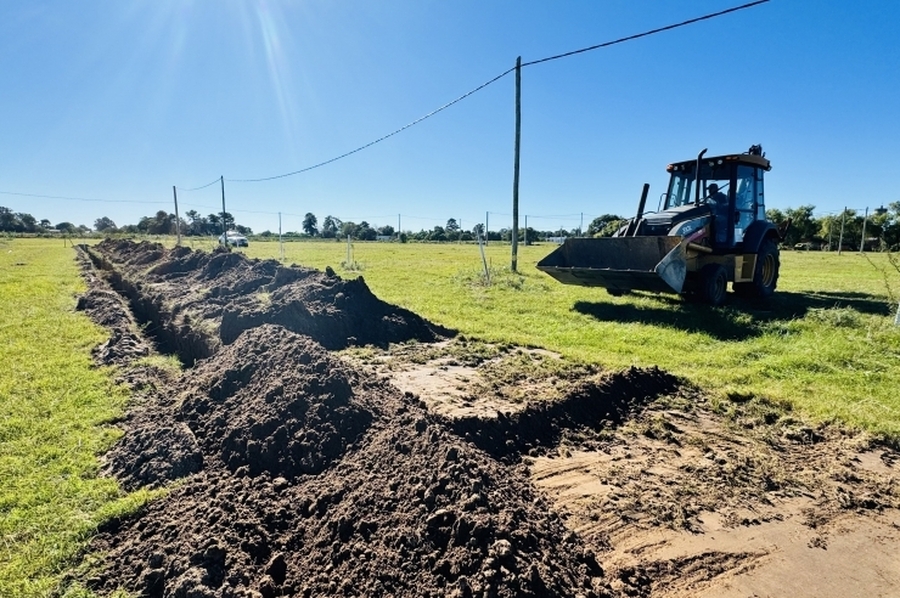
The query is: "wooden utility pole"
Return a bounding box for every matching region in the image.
[220,176,227,237]
[511,56,522,272]
[172,186,182,246]
[838,207,846,255]
[278,212,284,260]
[485,211,489,245]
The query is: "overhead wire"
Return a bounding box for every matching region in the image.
[219,0,768,185]
[522,0,769,68]
[176,178,221,192]
[226,69,517,183]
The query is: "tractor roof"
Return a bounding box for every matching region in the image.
[667,152,771,173]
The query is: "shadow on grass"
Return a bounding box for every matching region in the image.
[573,290,892,341]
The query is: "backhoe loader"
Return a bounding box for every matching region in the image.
[537,145,782,306]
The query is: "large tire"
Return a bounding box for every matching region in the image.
[734,238,780,299]
[698,263,728,306]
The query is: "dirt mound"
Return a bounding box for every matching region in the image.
[448,366,680,461]
[86,323,611,598]
[84,239,448,361]
[181,325,373,479]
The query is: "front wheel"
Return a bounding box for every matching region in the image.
[698,263,728,306]
[734,238,780,299]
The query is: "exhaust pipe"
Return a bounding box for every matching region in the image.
[694,148,707,206]
[630,183,650,237]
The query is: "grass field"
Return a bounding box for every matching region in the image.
[1,235,899,596]
[0,238,155,598]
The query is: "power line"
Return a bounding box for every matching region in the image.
[226,69,516,183]
[176,178,221,192]
[522,0,769,68]
[217,0,768,185]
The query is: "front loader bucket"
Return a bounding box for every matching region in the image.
[536,236,687,294]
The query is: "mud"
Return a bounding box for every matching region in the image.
[73,240,900,598]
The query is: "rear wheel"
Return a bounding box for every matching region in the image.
[734,238,780,299]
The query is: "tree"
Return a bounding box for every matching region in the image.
[184,210,205,235]
[39,219,52,229]
[94,217,117,232]
[587,214,626,237]
[322,215,342,239]
[472,223,485,239]
[302,213,318,237]
[339,221,359,239]
[148,211,175,235]
[429,226,446,242]
[881,202,900,250]
[0,207,25,232]
[56,222,76,234]
[446,218,460,232]
[377,225,395,237]
[16,213,37,232]
[783,205,818,246]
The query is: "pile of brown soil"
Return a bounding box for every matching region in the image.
[84,239,448,361]
[75,242,616,597]
[86,324,610,598]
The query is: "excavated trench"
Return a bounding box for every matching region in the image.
[82,245,216,365]
[73,240,687,598]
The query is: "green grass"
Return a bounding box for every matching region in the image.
[240,239,900,439]
[0,238,157,597]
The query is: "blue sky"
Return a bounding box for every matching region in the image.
[1,1,898,234]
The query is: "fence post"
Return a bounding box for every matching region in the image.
[219,176,227,239]
[172,186,181,246]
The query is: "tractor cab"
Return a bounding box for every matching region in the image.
[658,146,771,250]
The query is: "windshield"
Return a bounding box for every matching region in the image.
[664,161,733,210]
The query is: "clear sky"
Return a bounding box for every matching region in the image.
[1,1,898,235]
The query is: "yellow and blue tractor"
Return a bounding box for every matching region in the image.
[537,145,784,306]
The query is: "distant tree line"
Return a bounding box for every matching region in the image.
[0,207,253,237]
[766,203,900,251]
[4,203,899,250]
[276,213,598,244]
[0,206,87,234]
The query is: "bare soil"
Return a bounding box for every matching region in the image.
[73,240,900,597]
